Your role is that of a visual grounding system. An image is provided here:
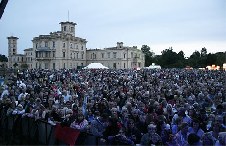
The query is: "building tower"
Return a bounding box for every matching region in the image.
[60,21,76,36]
[7,36,18,68]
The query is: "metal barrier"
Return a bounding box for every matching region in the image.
[0,108,101,145]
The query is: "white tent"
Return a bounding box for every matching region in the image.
[145,63,161,69]
[83,63,109,69]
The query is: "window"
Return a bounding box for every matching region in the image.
[45,63,48,69]
[63,52,65,58]
[71,27,74,32]
[76,45,78,49]
[81,53,84,59]
[81,63,83,67]
[53,41,55,48]
[63,63,66,68]
[76,53,78,59]
[53,52,55,57]
[113,52,117,58]
[108,52,110,58]
[45,42,48,47]
[124,63,126,68]
[92,53,96,59]
[53,63,55,70]
[131,52,133,58]
[81,45,83,50]
[63,43,65,48]
[70,43,73,48]
[113,63,116,69]
[102,53,104,58]
[36,43,38,49]
[71,53,72,59]
[124,53,126,58]
[64,26,66,31]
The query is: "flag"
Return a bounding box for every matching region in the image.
[55,124,80,146]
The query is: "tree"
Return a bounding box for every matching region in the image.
[0,54,8,62]
[141,45,155,66]
[160,47,179,68]
[13,63,18,68]
[215,52,226,66]
[188,50,202,68]
[20,64,29,70]
[206,53,217,65]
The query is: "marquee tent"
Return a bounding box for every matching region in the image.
[83,63,109,69]
[145,63,161,69]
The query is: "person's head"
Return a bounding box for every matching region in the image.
[78,107,83,114]
[192,118,200,130]
[121,107,128,116]
[218,132,226,146]
[131,108,139,117]
[127,119,135,128]
[211,121,221,132]
[179,122,189,134]
[178,107,186,117]
[215,115,224,125]
[187,133,200,145]
[118,127,126,135]
[77,113,85,122]
[202,132,215,146]
[148,123,157,135]
[111,107,118,117]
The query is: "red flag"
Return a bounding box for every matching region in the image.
[55,123,80,146]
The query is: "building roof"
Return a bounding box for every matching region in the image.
[24,48,33,51]
[60,21,77,25]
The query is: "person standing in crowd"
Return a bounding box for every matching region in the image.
[175,122,189,146]
[140,123,162,145]
[188,118,205,138]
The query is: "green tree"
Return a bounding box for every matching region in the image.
[141,45,155,66]
[20,64,29,70]
[215,52,226,67]
[13,63,18,68]
[160,47,179,68]
[0,54,8,62]
[188,50,201,68]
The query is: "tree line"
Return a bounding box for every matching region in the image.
[141,45,226,68]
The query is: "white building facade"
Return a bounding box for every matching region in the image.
[8,21,145,69]
[87,42,145,69]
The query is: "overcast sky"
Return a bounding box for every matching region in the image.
[0,0,226,57]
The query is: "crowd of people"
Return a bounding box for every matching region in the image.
[0,68,226,146]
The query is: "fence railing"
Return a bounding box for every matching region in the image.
[0,107,101,145]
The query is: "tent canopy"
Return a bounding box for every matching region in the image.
[83,63,109,69]
[145,63,161,69]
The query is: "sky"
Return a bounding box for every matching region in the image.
[0,0,226,57]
